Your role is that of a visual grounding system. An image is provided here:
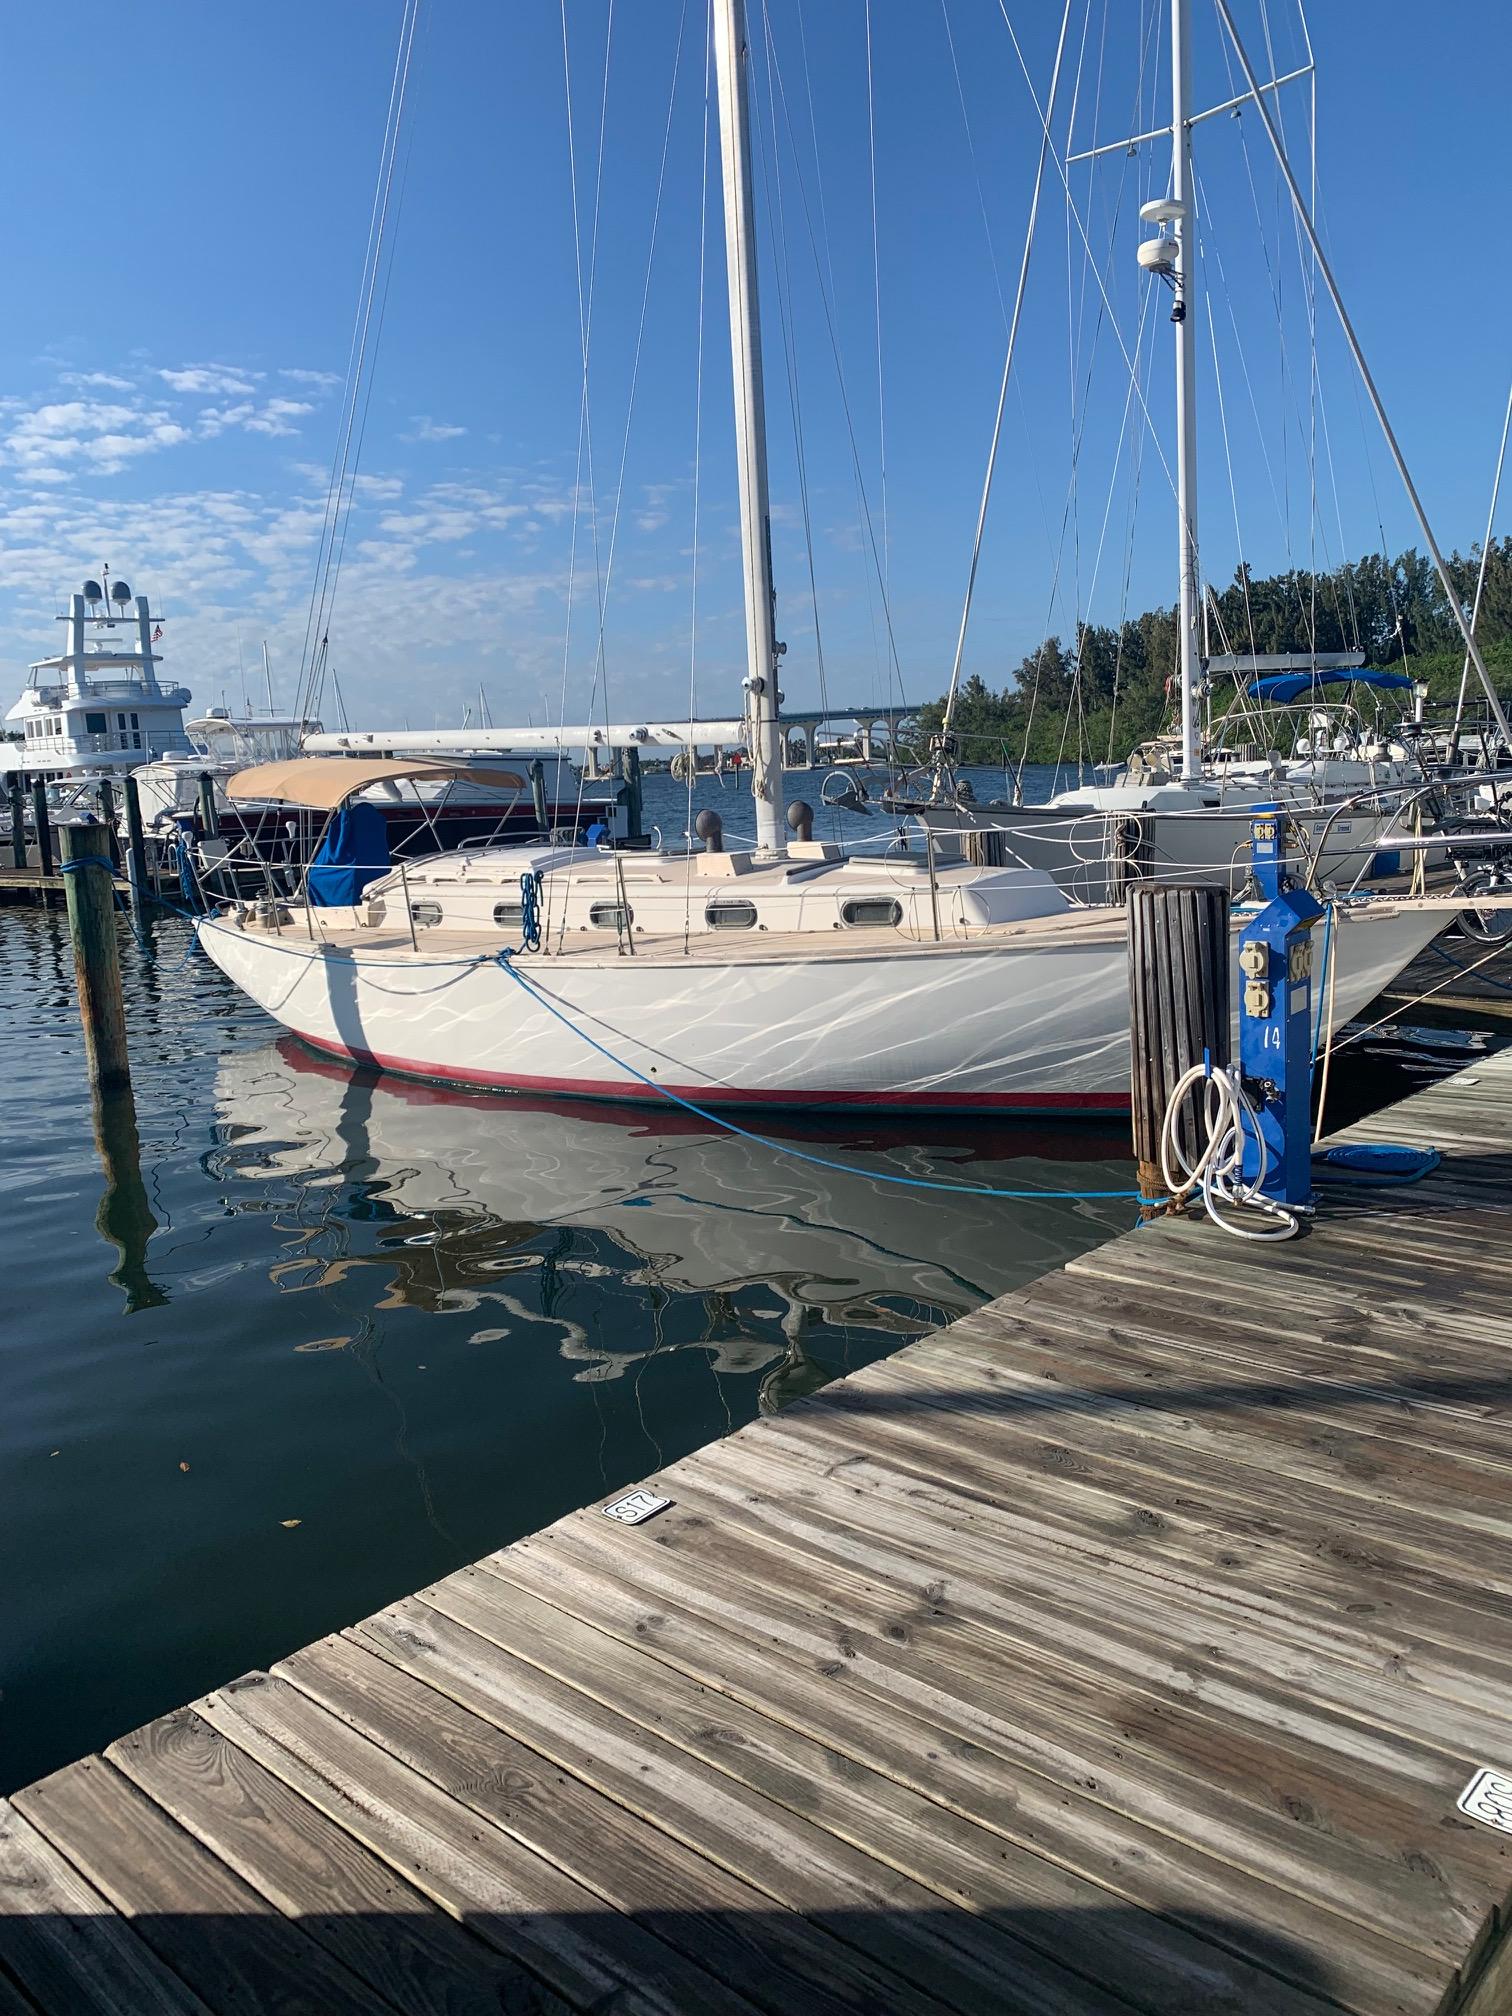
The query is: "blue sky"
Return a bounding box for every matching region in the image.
[0,1,1506,731]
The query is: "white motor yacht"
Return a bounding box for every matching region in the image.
[0,572,189,790]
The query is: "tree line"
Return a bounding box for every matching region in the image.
[912,537,1512,767]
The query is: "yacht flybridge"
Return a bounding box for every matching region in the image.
[1,573,190,784]
[198,0,1457,1115]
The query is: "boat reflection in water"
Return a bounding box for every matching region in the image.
[207,1036,1133,1416]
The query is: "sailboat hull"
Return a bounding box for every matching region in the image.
[197,902,1443,1115]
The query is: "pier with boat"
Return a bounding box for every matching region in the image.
[6,0,1512,2011]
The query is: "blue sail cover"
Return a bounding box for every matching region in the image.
[306,801,390,907]
[1245,667,1415,704]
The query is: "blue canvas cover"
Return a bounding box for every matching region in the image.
[306,801,390,907]
[1245,667,1415,704]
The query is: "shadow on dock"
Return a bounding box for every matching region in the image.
[0,1900,1349,2016]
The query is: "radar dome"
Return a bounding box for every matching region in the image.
[111,580,132,605]
[82,579,103,604]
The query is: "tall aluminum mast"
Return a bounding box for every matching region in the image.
[712,0,786,853]
[1170,0,1202,783]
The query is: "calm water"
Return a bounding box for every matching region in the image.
[0,762,1487,1791]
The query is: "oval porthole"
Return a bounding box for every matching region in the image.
[839,896,903,928]
[588,901,633,930]
[705,897,757,930]
[492,901,524,929]
[409,899,443,927]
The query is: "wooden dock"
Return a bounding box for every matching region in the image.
[0,866,135,907]
[5,1054,1512,2014]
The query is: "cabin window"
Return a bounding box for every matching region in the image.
[705,897,757,930]
[85,712,107,734]
[588,900,633,930]
[840,896,903,928]
[492,900,524,929]
[409,900,443,927]
[117,714,127,730]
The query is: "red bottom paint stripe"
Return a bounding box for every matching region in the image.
[292,1027,1130,1116]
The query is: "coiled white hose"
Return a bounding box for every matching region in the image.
[1160,1063,1302,1241]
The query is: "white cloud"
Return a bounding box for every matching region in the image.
[634,481,679,534]
[2,399,194,476]
[280,367,342,390]
[198,402,255,439]
[245,397,314,437]
[159,364,262,397]
[200,396,314,440]
[403,415,468,443]
[60,370,135,392]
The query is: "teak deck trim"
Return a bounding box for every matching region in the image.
[4,1050,1512,2014]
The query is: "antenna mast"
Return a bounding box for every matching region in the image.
[712,0,785,853]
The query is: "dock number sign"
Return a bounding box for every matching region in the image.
[1457,1767,1512,1834]
[601,1489,673,1527]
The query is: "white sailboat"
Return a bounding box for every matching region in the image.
[197,0,1451,1116]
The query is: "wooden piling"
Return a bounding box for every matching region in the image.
[1126,882,1229,1207]
[620,744,644,845]
[8,771,25,870]
[529,757,549,836]
[59,821,131,1093]
[121,773,150,913]
[196,770,219,840]
[31,777,53,880]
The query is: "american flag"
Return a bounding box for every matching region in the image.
[151,624,163,642]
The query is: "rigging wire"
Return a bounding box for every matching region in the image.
[683,6,713,957]
[937,2,1074,749]
[584,2,691,733]
[753,0,832,726]
[864,0,889,607]
[553,0,617,948]
[1212,0,1512,741]
[295,0,422,727]
[757,0,909,722]
[789,0,891,721]
[994,4,1181,519]
[1451,373,1512,746]
[937,0,1057,584]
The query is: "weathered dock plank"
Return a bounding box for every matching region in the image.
[5,1047,1512,2016]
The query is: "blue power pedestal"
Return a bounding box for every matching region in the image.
[1238,807,1323,1207]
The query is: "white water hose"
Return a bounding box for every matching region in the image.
[1159,1063,1302,1242]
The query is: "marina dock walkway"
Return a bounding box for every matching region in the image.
[5,1053,1512,2014]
